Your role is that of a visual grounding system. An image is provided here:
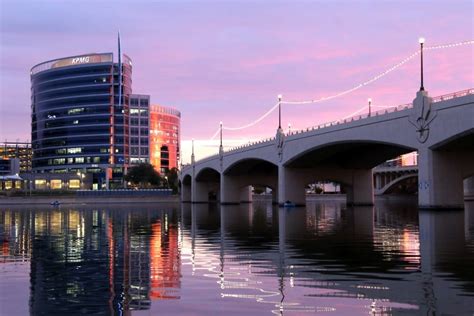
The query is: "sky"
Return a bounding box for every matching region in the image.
[0,0,473,163]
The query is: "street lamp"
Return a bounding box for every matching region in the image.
[368,98,372,117]
[419,37,425,91]
[277,94,282,129]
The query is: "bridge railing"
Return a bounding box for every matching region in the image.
[431,88,474,103]
[187,88,473,161]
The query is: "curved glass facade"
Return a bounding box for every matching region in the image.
[149,105,180,173]
[31,53,132,188]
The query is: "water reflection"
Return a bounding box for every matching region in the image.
[0,201,473,315]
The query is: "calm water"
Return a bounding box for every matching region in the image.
[0,199,473,315]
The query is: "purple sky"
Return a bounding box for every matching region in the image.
[0,0,472,160]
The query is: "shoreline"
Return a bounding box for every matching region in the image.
[0,195,180,205]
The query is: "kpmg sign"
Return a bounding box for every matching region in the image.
[31,53,113,75]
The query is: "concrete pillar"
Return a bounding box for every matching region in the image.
[271,189,279,205]
[192,179,209,203]
[278,165,306,206]
[181,182,191,202]
[220,174,240,204]
[464,176,474,201]
[240,186,252,203]
[375,174,381,190]
[418,148,464,209]
[346,169,374,206]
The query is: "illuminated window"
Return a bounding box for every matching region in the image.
[68,108,85,115]
[53,158,65,165]
[50,179,62,189]
[93,157,100,163]
[69,179,80,189]
[73,120,79,124]
[67,147,82,154]
[35,179,47,189]
[75,157,84,163]
[5,181,12,190]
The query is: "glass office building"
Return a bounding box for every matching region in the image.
[30,53,132,188]
[129,94,150,164]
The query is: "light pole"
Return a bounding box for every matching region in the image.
[278,94,282,129]
[219,121,223,149]
[288,123,291,134]
[368,98,372,117]
[419,37,425,91]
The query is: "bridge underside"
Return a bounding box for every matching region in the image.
[277,142,415,206]
[222,159,278,205]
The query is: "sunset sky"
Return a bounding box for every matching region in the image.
[0,0,472,162]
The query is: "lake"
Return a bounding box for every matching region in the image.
[0,199,473,315]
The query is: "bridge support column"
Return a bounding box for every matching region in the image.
[346,169,374,206]
[240,186,252,203]
[418,148,465,209]
[374,174,381,190]
[181,182,192,202]
[278,166,306,206]
[192,179,209,203]
[464,176,474,201]
[220,174,240,204]
[272,189,279,205]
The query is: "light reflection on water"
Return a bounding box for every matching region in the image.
[0,200,473,315]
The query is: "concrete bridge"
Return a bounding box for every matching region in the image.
[181,89,474,209]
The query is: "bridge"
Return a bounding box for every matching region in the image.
[180,89,474,209]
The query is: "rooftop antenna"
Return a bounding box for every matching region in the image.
[118,31,122,108]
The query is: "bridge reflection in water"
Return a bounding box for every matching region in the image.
[0,201,473,315]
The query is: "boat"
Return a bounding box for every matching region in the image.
[50,200,61,206]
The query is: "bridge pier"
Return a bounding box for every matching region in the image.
[220,174,241,204]
[278,166,306,206]
[240,186,253,203]
[192,179,211,203]
[346,169,374,206]
[418,148,467,209]
[464,176,474,201]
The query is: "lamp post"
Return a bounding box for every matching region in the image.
[368,98,372,117]
[419,37,425,91]
[288,123,291,134]
[277,94,282,129]
[219,121,223,149]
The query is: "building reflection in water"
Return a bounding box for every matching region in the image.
[0,200,473,315]
[0,205,181,315]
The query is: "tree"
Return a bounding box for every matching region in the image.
[125,163,162,188]
[165,167,179,194]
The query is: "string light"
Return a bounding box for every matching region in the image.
[207,39,473,140]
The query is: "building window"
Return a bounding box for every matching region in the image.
[75,157,84,163]
[67,147,82,154]
[50,179,62,189]
[35,179,47,189]
[69,179,80,189]
[68,108,84,115]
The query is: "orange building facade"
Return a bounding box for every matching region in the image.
[149,105,180,174]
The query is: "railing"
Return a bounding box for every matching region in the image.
[76,189,173,197]
[185,88,473,162]
[431,88,473,103]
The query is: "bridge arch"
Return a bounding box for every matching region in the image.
[376,173,418,195]
[222,158,279,204]
[284,140,416,169]
[194,167,221,202]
